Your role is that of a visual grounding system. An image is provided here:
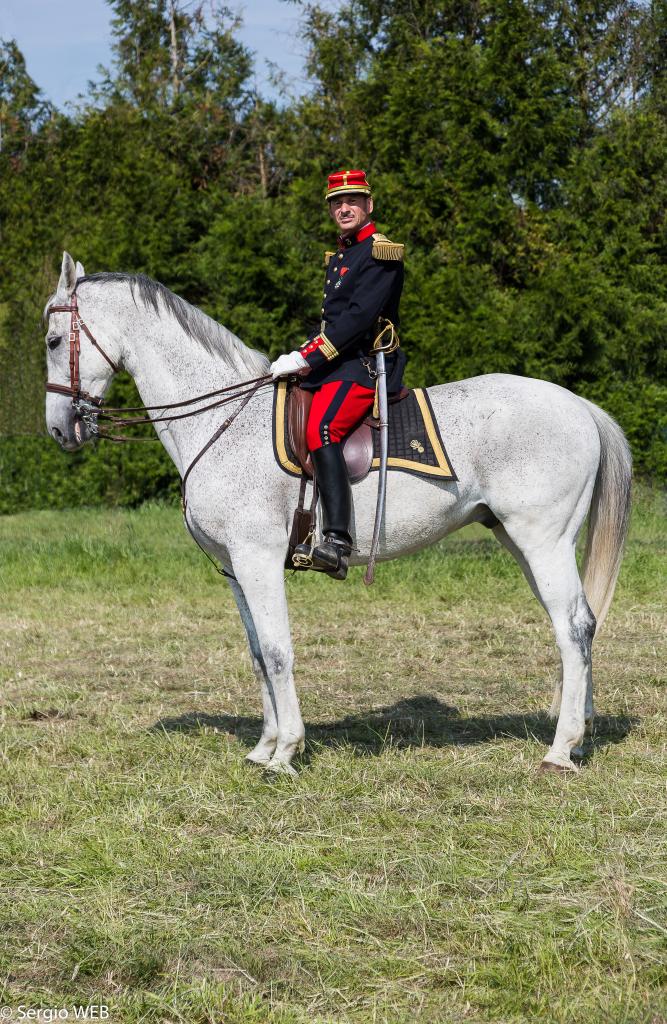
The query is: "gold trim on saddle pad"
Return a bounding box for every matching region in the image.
[273,380,302,476]
[371,389,455,478]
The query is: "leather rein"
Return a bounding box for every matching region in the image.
[45,290,273,498]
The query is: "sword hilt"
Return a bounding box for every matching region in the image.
[373,318,400,354]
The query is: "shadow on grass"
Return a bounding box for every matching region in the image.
[151,695,637,760]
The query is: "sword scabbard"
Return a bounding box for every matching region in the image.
[365,350,388,586]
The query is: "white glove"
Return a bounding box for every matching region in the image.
[270,350,309,379]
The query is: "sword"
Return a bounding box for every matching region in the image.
[364,320,398,586]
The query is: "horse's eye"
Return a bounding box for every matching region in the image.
[47,335,62,350]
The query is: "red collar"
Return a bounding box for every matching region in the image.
[356,220,376,242]
[338,220,376,248]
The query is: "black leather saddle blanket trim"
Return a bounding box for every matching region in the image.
[273,383,457,481]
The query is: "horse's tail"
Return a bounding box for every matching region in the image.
[578,397,633,630]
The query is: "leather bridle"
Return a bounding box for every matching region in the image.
[44,288,273,575]
[45,289,272,438]
[46,290,120,408]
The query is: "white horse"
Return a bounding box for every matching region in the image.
[45,252,632,775]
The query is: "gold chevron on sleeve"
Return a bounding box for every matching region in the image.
[319,333,339,361]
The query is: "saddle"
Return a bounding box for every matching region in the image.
[278,379,457,569]
[274,379,456,483]
[286,382,411,483]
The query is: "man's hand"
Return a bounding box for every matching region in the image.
[270,351,310,379]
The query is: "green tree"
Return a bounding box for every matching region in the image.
[1,1,666,510]
[284,0,664,474]
[0,38,51,157]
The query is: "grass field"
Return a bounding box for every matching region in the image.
[0,488,665,1024]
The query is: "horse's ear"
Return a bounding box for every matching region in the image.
[75,260,85,279]
[57,252,77,296]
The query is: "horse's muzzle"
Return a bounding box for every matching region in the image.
[49,415,90,451]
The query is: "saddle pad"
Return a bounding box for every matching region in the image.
[273,382,456,481]
[371,388,457,479]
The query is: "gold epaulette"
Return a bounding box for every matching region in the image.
[371,233,404,261]
[324,251,335,267]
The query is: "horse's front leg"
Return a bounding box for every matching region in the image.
[227,577,279,766]
[229,547,305,776]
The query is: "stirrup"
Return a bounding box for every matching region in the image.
[293,533,351,580]
[292,527,315,569]
[310,534,352,581]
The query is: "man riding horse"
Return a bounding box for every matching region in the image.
[270,169,405,579]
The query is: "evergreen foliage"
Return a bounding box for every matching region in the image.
[0,0,665,512]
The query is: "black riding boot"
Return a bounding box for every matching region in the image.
[295,443,352,580]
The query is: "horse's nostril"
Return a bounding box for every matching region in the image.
[52,426,63,441]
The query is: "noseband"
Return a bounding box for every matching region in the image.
[46,291,120,408]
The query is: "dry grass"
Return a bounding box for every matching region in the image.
[0,488,665,1023]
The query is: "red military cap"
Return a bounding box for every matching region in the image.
[325,169,372,201]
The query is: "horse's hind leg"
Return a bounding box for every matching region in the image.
[493,524,595,739]
[227,577,279,766]
[493,525,595,770]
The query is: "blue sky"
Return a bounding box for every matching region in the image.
[0,0,316,107]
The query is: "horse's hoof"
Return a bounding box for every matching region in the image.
[245,739,278,767]
[245,751,272,768]
[264,757,299,779]
[539,758,579,775]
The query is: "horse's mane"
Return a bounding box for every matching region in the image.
[77,272,270,377]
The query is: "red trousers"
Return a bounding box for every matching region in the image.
[306,380,376,451]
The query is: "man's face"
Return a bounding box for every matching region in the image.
[328,194,374,237]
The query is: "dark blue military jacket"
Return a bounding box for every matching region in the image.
[298,221,406,393]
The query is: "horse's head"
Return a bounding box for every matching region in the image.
[45,252,120,451]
